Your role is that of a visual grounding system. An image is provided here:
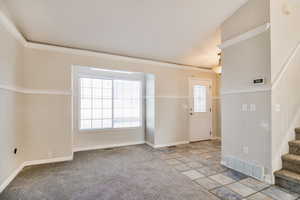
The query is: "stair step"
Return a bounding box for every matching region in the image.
[282,154,300,174]
[289,140,300,155]
[296,128,300,140]
[275,170,300,194]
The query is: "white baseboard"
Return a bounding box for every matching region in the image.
[153,141,189,148]
[221,157,272,184]
[0,163,25,193]
[0,155,73,194]
[1,142,146,193]
[264,174,274,185]
[72,141,145,152]
[145,141,155,148]
[23,155,73,167]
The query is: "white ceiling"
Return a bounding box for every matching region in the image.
[2,0,247,67]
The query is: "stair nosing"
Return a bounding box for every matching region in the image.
[275,169,300,184]
[282,154,300,164]
[289,140,300,145]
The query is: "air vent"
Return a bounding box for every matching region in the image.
[222,156,265,181]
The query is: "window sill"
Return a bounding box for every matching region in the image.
[77,127,143,134]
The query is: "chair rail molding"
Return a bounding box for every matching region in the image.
[0,84,72,95]
[221,87,271,96]
[219,23,271,50]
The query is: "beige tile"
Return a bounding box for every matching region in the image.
[186,161,203,168]
[182,170,205,180]
[195,177,221,190]
[239,177,270,191]
[176,156,193,163]
[165,159,182,165]
[160,153,182,160]
[210,174,235,185]
[227,182,256,197]
[174,164,191,172]
[247,192,273,200]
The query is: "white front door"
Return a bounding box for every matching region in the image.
[189,78,212,142]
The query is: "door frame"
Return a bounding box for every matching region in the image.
[188,77,213,142]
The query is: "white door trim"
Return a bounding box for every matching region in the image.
[188,77,213,142]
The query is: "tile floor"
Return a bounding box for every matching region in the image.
[157,140,300,200]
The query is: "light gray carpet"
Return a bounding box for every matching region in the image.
[0,143,219,200]
[2,141,298,200]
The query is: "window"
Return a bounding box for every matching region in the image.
[193,85,207,112]
[79,77,142,130]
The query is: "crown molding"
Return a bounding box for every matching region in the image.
[0,11,26,46]
[0,9,214,73]
[219,23,270,50]
[26,42,215,73]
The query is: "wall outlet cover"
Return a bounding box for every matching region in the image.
[275,104,281,112]
[243,146,249,154]
[250,104,256,112]
[242,104,248,112]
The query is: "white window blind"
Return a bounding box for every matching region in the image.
[80,77,141,130]
[193,85,207,113]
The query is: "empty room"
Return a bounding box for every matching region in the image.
[1,0,300,199]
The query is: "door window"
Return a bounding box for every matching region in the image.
[193,85,207,113]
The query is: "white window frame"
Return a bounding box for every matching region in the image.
[74,67,144,133]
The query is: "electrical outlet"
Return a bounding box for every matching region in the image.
[250,104,256,112]
[243,146,249,154]
[275,104,281,112]
[48,151,53,158]
[242,104,248,112]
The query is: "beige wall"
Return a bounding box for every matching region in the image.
[221,0,270,41]
[270,0,300,173]
[270,0,300,81]
[221,0,272,180]
[23,47,219,153]
[221,0,300,182]
[0,1,222,188]
[0,20,25,187]
[23,94,72,161]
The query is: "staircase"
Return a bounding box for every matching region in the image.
[275,128,300,193]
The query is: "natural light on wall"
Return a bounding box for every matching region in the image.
[212,66,222,74]
[80,77,142,130]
